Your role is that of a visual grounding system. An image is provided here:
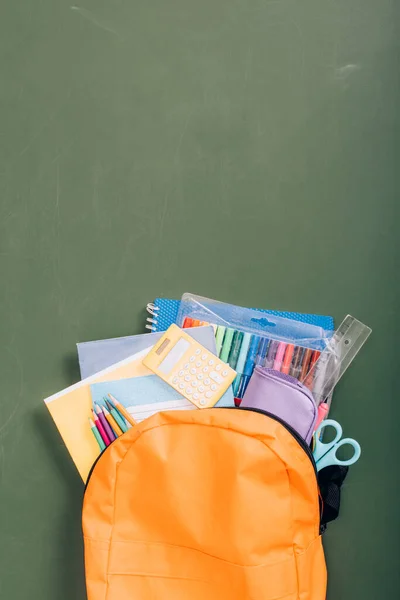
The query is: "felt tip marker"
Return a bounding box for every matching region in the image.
[265,340,279,369]
[237,335,260,398]
[281,344,295,375]
[232,332,252,397]
[273,342,287,371]
[255,337,270,367]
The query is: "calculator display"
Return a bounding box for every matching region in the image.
[158,338,191,374]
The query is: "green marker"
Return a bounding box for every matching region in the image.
[215,326,226,356]
[220,327,235,363]
[228,330,244,370]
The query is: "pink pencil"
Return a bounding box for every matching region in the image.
[92,409,111,446]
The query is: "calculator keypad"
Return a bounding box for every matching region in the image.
[168,345,235,408]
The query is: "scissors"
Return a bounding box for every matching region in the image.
[313,419,361,472]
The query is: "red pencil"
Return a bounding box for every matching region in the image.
[92,409,111,446]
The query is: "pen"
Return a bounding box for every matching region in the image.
[281,344,295,375]
[232,332,252,397]
[228,330,244,370]
[220,327,235,363]
[265,340,279,369]
[215,326,226,356]
[255,337,270,367]
[273,342,287,371]
[237,335,260,398]
[183,317,194,328]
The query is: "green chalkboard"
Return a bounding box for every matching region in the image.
[0,0,398,598]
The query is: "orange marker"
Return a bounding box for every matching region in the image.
[281,344,295,375]
[108,394,136,427]
[183,317,194,328]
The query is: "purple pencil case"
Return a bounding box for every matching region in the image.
[241,367,318,443]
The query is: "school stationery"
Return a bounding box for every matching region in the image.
[45,327,221,481]
[145,297,335,332]
[103,405,123,436]
[236,335,260,398]
[77,325,216,379]
[107,393,136,427]
[241,367,318,443]
[143,325,236,408]
[94,403,116,442]
[313,419,361,471]
[89,418,106,452]
[303,315,372,408]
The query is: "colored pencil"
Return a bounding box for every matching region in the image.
[92,410,111,446]
[108,394,136,427]
[94,403,116,441]
[89,418,106,451]
[103,406,123,437]
[105,400,128,433]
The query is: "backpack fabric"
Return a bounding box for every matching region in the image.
[83,408,327,599]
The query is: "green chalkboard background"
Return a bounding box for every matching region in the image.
[0,1,398,598]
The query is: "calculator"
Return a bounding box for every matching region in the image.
[142,324,236,409]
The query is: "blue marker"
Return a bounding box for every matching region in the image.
[237,335,261,398]
[255,337,270,367]
[232,332,251,396]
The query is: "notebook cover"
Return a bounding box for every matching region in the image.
[148,298,334,332]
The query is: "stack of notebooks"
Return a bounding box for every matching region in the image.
[44,297,334,481]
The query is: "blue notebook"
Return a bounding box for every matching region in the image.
[145,298,334,333]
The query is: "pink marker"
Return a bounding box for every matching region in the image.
[273,342,287,371]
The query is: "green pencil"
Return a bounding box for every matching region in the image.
[220,327,235,362]
[105,400,128,433]
[89,418,106,452]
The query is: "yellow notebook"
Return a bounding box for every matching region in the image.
[44,348,152,482]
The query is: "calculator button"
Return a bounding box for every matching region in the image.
[196,361,201,368]
[192,380,198,387]
[203,366,209,373]
[201,354,207,360]
[197,374,204,380]
[222,370,228,377]
[208,359,215,366]
[186,387,193,394]
[190,368,196,375]
[190,356,195,362]
[193,393,199,400]
[172,376,178,384]
[183,363,189,370]
[199,398,206,406]
[210,371,223,384]
[204,378,211,386]
[179,383,185,389]
[195,349,201,355]
[179,370,184,377]
[215,364,221,371]
[205,391,214,399]
[198,385,205,393]
[184,375,191,382]
[211,384,217,391]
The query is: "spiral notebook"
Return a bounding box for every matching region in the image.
[145,298,334,333]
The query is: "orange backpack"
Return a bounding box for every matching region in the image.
[83,408,327,599]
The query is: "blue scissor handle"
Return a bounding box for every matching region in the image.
[313,419,361,472]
